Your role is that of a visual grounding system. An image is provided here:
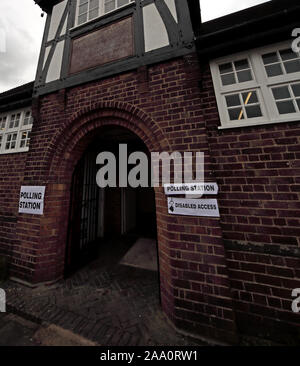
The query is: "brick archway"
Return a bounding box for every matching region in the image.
[33,103,171,298]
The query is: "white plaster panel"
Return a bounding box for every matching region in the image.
[143,3,169,52]
[47,0,68,41]
[164,0,178,23]
[46,40,65,83]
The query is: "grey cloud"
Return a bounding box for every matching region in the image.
[0,27,35,91]
[0,0,45,93]
[201,0,270,21]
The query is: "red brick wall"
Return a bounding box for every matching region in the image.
[0,154,27,263]
[4,53,299,344]
[201,63,300,344]
[5,54,238,343]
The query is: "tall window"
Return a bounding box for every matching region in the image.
[0,115,6,131]
[0,108,33,154]
[77,0,134,26]
[9,113,21,129]
[210,41,300,128]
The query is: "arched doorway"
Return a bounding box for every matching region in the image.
[39,103,173,326]
[65,126,159,283]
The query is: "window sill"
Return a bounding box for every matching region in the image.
[0,147,29,155]
[218,116,300,130]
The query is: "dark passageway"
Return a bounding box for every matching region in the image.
[65,125,159,289]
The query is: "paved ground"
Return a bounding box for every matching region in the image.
[0,313,40,346]
[1,237,205,347]
[0,313,98,346]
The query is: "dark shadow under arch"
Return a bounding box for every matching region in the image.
[41,103,168,285]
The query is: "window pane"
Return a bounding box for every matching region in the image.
[225,94,241,107]
[272,86,290,100]
[291,83,300,97]
[234,59,249,71]
[0,117,6,130]
[242,91,258,104]
[78,13,87,24]
[219,63,233,74]
[237,70,252,83]
[265,64,283,77]
[9,116,15,129]
[284,60,300,74]
[23,112,31,126]
[79,3,88,15]
[89,8,99,19]
[15,114,20,128]
[280,49,297,61]
[297,99,300,110]
[262,52,279,65]
[117,0,129,6]
[90,0,98,9]
[221,73,236,86]
[246,105,262,118]
[105,0,116,12]
[276,100,296,114]
[228,108,244,121]
[79,0,88,4]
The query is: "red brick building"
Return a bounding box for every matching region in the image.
[0,0,299,344]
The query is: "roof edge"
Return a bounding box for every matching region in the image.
[0,82,34,112]
[197,0,300,58]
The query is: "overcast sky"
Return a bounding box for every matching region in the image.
[0,0,270,93]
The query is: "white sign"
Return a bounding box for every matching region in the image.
[19,186,46,215]
[0,289,6,313]
[168,197,220,217]
[164,183,218,196]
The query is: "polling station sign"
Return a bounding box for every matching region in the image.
[19,186,46,215]
[164,183,218,196]
[168,197,220,218]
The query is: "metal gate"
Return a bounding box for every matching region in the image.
[66,151,99,274]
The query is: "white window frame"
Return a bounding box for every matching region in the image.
[0,108,33,154]
[210,40,300,129]
[74,0,135,27]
